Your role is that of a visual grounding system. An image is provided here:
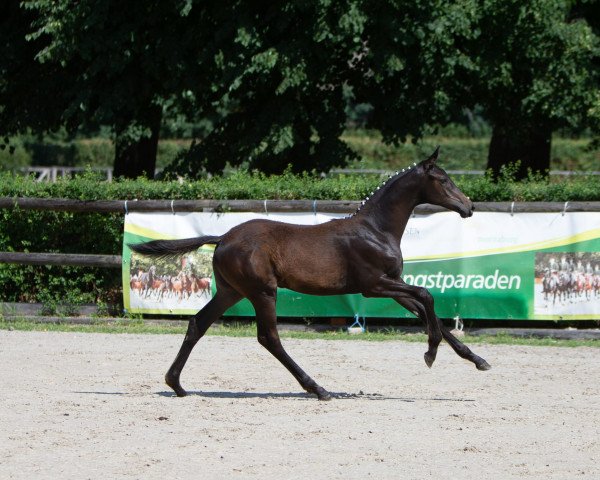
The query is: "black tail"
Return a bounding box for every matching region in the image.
[128,235,221,258]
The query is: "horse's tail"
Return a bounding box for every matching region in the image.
[128,235,221,258]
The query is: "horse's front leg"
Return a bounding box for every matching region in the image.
[367,278,491,370]
[365,278,442,368]
[437,321,491,371]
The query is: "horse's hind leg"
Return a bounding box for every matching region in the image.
[165,288,241,397]
[251,293,332,401]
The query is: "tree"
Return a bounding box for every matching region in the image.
[25,1,195,178]
[167,1,367,176]
[3,1,597,179]
[350,0,599,179]
[168,1,479,176]
[2,1,213,178]
[4,1,368,177]
[466,0,600,178]
[352,1,480,143]
[0,1,73,144]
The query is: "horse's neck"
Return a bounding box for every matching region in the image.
[356,174,421,240]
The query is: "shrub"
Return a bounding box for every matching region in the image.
[0,170,598,307]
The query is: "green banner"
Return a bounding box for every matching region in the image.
[123,211,600,320]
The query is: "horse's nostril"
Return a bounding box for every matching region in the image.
[471,203,476,211]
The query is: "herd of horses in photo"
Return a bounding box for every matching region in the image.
[130,264,211,302]
[541,267,600,306]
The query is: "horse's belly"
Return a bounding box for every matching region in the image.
[276,258,356,295]
[281,278,356,296]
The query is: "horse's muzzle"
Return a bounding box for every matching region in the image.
[460,201,474,218]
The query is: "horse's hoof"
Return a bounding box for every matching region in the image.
[476,359,492,371]
[165,374,187,397]
[317,390,332,401]
[309,385,332,401]
[424,352,435,368]
[173,388,188,397]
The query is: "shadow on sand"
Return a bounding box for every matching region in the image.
[154,390,476,402]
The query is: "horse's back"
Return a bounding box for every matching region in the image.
[222,217,346,247]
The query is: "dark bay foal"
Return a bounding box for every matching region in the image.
[130,148,490,400]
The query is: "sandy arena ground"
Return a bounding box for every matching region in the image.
[1,330,599,479]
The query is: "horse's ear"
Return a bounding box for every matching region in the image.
[423,146,440,171]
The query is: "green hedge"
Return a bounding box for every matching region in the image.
[0,170,599,309]
[0,209,123,309]
[2,167,599,202]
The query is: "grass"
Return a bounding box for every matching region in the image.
[1,318,599,348]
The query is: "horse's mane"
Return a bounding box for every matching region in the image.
[349,162,418,217]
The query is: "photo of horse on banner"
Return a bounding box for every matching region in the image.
[129,246,214,311]
[534,251,600,316]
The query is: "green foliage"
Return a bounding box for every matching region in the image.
[467,0,600,133]
[1,1,213,177]
[0,1,71,137]
[3,131,597,173]
[0,169,378,201]
[454,166,600,202]
[1,168,599,202]
[0,207,123,305]
[1,169,599,305]
[0,137,31,169]
[2,1,598,178]
[0,136,188,170]
[166,1,367,176]
[463,0,600,176]
[344,131,600,172]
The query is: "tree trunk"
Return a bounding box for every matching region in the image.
[487,124,552,180]
[113,108,162,179]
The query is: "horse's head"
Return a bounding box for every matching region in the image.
[418,147,474,218]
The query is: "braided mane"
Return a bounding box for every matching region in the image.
[349,162,418,217]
